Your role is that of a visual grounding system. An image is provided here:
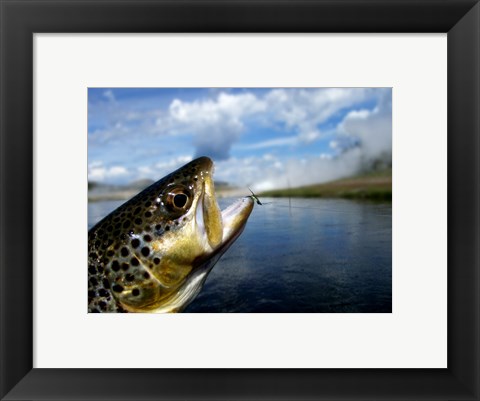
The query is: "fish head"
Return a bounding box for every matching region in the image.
[90,157,254,312]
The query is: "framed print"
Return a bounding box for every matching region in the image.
[1,0,479,400]
[35,37,445,370]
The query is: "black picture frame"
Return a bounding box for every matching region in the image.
[1,1,479,400]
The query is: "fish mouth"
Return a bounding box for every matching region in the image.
[195,167,254,253]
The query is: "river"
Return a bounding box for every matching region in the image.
[89,197,392,313]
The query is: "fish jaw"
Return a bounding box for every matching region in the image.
[201,174,224,249]
[220,197,254,245]
[198,173,255,251]
[150,196,254,313]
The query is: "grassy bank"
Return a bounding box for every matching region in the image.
[260,169,392,201]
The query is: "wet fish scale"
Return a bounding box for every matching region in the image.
[88,157,254,313]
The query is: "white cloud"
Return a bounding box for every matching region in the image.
[90,88,385,161]
[151,155,194,178]
[264,88,374,144]
[88,162,128,182]
[209,90,392,191]
[88,160,103,169]
[89,88,391,188]
[109,166,127,176]
[137,166,154,176]
[156,88,381,159]
[338,93,392,164]
[214,150,364,192]
[103,89,116,103]
[154,155,192,170]
[167,92,266,160]
[239,136,297,150]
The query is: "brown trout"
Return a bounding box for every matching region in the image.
[88,157,254,313]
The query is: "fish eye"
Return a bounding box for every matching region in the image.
[173,193,188,208]
[163,186,192,215]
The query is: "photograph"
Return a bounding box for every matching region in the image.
[88,87,392,313]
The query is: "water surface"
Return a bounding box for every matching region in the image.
[89,198,392,313]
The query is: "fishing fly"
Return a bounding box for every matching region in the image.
[248,187,263,205]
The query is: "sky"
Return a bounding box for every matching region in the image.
[88,88,392,191]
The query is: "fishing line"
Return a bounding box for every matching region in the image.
[244,187,390,217]
[257,201,391,217]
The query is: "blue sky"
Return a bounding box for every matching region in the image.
[88,88,392,191]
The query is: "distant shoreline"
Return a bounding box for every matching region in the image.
[259,170,392,202]
[89,169,392,202]
[89,191,137,202]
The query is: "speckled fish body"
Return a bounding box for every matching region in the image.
[88,157,254,313]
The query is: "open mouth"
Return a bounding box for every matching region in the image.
[196,174,254,251]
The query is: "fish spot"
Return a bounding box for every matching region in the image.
[122,220,131,229]
[121,263,129,271]
[134,218,142,225]
[145,201,151,207]
[99,301,107,310]
[106,225,113,232]
[89,277,98,286]
[165,226,170,231]
[143,272,150,279]
[143,234,152,242]
[88,290,96,297]
[132,288,140,296]
[131,238,140,248]
[155,224,162,231]
[97,266,104,274]
[112,284,124,293]
[131,257,140,267]
[144,225,151,232]
[153,257,160,265]
[98,288,108,297]
[145,211,152,218]
[112,261,120,272]
[121,247,129,257]
[134,207,141,215]
[102,278,110,289]
[141,247,150,257]
[88,266,96,274]
[125,273,135,282]
[94,240,101,248]
[107,250,114,257]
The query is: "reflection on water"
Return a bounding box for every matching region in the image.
[88,198,392,313]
